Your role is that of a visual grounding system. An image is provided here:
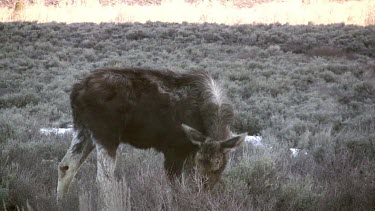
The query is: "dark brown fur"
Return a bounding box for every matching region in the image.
[70,68,234,178]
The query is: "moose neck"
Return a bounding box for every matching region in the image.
[189,71,234,141]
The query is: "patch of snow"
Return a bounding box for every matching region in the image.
[40,128,73,135]
[245,135,263,147]
[290,148,300,157]
[290,148,307,157]
[235,133,309,158]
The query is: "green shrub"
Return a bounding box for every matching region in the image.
[228,155,279,196]
[0,188,10,211]
[277,179,321,210]
[0,93,40,109]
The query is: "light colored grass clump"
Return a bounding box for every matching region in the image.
[0,0,375,25]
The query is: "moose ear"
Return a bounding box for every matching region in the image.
[181,124,207,146]
[220,133,247,152]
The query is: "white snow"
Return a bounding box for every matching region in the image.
[290,148,300,157]
[289,148,308,157]
[40,128,73,135]
[244,136,306,158]
[245,135,264,147]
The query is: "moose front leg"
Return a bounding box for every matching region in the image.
[96,145,124,211]
[96,145,117,188]
[163,151,182,178]
[163,151,190,187]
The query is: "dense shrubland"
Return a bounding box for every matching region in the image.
[0,22,374,210]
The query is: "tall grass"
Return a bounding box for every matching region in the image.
[1,0,375,25]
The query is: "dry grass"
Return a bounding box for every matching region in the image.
[1,0,375,25]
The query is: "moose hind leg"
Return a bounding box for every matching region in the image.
[96,144,117,183]
[96,145,124,211]
[57,129,95,202]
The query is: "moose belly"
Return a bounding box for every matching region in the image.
[122,100,203,151]
[122,111,184,150]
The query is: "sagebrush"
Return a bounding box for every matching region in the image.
[0,22,374,210]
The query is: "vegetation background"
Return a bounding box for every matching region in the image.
[1,0,375,210]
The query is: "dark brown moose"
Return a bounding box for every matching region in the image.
[57,68,246,201]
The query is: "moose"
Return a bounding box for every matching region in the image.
[57,68,246,202]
